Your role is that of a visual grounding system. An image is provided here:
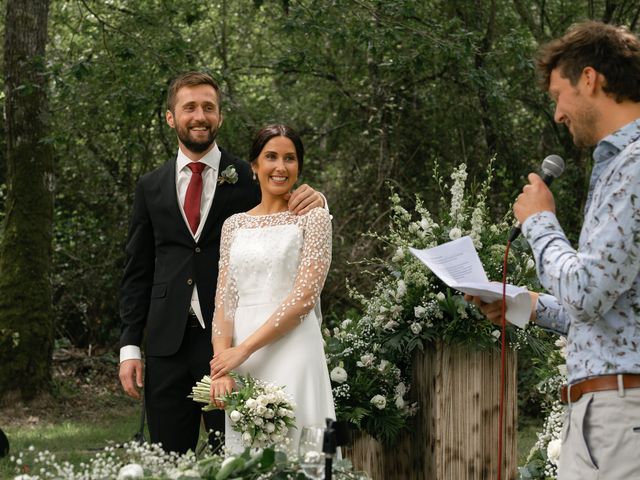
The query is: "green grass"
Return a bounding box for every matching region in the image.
[0,402,143,478]
[518,418,543,465]
[0,406,545,478]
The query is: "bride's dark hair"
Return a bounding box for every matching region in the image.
[249,124,305,174]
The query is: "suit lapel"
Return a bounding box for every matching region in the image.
[158,157,193,239]
[200,150,235,238]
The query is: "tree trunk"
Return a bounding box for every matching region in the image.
[0,0,53,399]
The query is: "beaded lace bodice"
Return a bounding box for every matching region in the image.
[213,208,332,337]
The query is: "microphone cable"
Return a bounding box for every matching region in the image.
[497,239,511,480]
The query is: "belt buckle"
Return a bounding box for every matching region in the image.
[568,382,583,403]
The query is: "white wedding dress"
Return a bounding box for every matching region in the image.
[213,208,336,453]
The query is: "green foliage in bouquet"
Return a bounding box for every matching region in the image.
[326,162,544,444]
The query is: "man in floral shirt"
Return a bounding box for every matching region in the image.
[470,21,640,479]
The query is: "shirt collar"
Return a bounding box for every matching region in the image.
[176,143,221,173]
[593,118,640,163]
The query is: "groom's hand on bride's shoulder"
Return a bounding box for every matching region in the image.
[119,359,143,400]
[285,184,325,215]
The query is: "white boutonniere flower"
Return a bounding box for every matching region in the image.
[217,165,239,185]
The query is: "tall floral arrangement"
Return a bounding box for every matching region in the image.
[325,162,541,443]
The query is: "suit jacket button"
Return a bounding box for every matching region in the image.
[195,247,201,253]
[187,278,193,285]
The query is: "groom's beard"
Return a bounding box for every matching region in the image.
[176,122,219,153]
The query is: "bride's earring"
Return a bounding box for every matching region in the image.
[252,171,257,181]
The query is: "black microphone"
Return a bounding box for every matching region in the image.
[508,154,565,242]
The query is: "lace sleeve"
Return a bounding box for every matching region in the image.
[213,216,239,338]
[272,207,332,327]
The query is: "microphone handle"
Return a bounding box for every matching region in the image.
[508,224,521,243]
[509,172,555,242]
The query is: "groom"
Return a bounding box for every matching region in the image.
[118,71,324,454]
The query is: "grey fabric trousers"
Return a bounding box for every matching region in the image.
[558,383,640,480]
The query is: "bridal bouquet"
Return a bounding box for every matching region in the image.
[190,373,296,449]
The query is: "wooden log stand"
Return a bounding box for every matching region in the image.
[344,341,518,479]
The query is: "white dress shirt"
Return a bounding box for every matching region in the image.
[120,144,221,363]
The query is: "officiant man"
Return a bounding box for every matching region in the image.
[118,71,325,454]
[468,21,640,479]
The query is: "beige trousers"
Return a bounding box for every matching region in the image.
[558,384,640,480]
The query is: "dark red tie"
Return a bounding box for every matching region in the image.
[184,162,206,234]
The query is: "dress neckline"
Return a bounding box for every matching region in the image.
[242,210,292,218]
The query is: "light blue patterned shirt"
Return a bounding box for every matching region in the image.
[522,118,640,383]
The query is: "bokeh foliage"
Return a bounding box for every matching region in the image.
[1,0,639,352]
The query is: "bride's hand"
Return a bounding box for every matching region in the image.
[210,374,236,409]
[210,345,251,380]
[285,184,324,215]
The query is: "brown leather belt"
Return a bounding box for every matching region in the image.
[560,374,640,404]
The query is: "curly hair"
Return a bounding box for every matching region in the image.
[536,21,640,102]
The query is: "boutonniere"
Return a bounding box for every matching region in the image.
[217,165,239,185]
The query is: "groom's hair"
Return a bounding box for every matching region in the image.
[250,124,305,174]
[536,21,640,102]
[166,72,222,113]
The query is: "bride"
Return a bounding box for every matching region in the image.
[209,124,336,452]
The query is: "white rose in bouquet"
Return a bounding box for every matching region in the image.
[256,405,267,415]
[229,410,242,423]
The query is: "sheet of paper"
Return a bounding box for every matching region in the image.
[409,236,531,328]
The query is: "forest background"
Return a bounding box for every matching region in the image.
[0,0,639,423]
